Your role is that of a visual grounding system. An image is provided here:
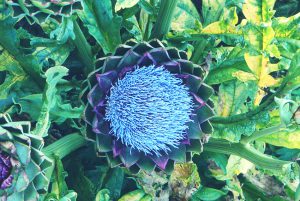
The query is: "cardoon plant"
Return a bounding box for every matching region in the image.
[84,40,214,173]
[0,114,52,201]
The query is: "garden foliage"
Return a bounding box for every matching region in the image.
[0,0,299,200]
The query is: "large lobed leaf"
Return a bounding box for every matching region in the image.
[78,0,122,54]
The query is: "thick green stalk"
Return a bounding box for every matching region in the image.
[150,0,178,39]
[168,33,242,42]
[204,138,291,171]
[43,133,87,159]
[240,124,284,144]
[72,20,94,76]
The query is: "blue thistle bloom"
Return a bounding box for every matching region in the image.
[105,66,193,156]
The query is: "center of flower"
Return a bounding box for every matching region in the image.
[105,66,193,155]
[0,151,13,189]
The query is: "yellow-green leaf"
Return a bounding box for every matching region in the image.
[201,7,240,35]
[0,47,27,99]
[244,53,279,104]
[258,127,300,149]
[232,70,257,82]
[242,0,276,24]
[118,189,145,201]
[273,13,300,40]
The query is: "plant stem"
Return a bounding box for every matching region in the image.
[204,138,291,171]
[150,0,178,39]
[168,33,242,42]
[43,133,87,159]
[240,124,284,144]
[72,19,94,76]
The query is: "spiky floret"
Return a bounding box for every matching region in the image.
[105,66,193,156]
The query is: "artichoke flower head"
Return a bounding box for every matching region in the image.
[6,0,82,24]
[84,40,214,174]
[0,114,52,201]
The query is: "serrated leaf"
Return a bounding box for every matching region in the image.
[78,0,122,54]
[33,66,68,137]
[31,37,74,66]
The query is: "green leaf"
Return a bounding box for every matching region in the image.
[191,187,226,201]
[201,7,240,35]
[214,80,257,117]
[242,0,276,25]
[50,17,75,44]
[0,11,44,87]
[212,111,269,142]
[273,13,300,40]
[0,47,27,99]
[201,0,226,26]
[51,156,69,199]
[115,0,139,12]
[104,167,124,200]
[206,57,250,85]
[65,160,95,201]
[274,97,298,125]
[118,189,145,201]
[78,0,122,54]
[33,66,68,137]
[171,0,200,31]
[95,189,110,201]
[16,93,83,123]
[124,16,143,41]
[258,126,300,149]
[225,155,254,177]
[31,37,74,66]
